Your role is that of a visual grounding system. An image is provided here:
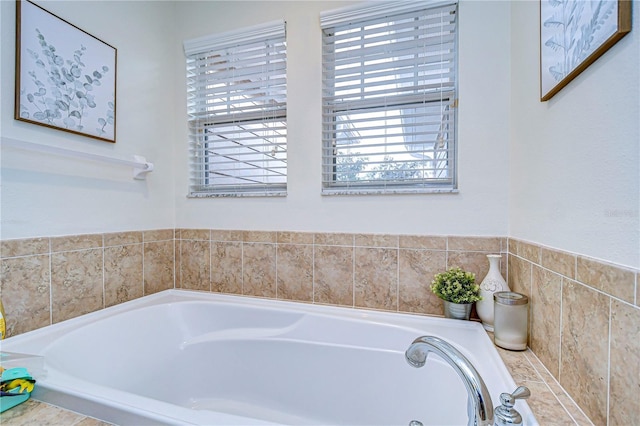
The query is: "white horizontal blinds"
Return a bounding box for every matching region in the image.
[185,21,287,196]
[321,2,457,193]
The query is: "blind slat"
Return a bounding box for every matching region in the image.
[190,96,287,113]
[323,91,455,112]
[192,146,287,156]
[326,54,455,80]
[329,61,454,83]
[323,107,454,123]
[191,128,288,139]
[323,14,456,44]
[188,104,287,121]
[187,58,286,82]
[188,76,287,95]
[325,79,456,102]
[325,33,456,62]
[188,49,287,69]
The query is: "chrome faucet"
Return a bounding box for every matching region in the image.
[405,335,494,426]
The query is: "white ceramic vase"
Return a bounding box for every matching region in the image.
[476,254,509,331]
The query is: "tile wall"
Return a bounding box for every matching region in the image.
[1,229,639,425]
[0,230,174,336]
[509,239,639,426]
[176,230,506,314]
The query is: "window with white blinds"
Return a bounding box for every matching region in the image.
[321,2,458,194]
[185,21,287,197]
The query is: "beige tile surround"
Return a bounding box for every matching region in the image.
[177,230,507,314]
[509,239,639,426]
[1,229,639,425]
[0,230,174,336]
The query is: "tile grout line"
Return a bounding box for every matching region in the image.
[48,237,53,326]
[606,299,612,426]
[178,236,182,290]
[523,350,591,426]
[141,239,146,296]
[528,350,591,425]
[396,246,399,312]
[101,234,106,309]
[511,253,637,308]
[634,272,640,306]
[172,232,177,290]
[351,235,355,307]
[558,277,563,392]
[311,239,315,304]
[241,240,245,296]
[209,233,213,293]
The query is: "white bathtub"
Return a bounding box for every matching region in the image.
[1,290,537,425]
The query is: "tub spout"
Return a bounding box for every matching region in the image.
[405,336,493,426]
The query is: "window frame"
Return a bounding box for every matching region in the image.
[184,21,287,197]
[320,1,459,195]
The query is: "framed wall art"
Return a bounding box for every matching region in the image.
[15,0,117,142]
[540,0,631,101]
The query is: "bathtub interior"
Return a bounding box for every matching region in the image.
[0,290,537,425]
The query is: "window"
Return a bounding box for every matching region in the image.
[321,2,458,194]
[184,21,287,197]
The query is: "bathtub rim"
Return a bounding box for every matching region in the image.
[1,289,537,425]
[3,289,490,351]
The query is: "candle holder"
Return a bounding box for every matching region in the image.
[493,291,529,351]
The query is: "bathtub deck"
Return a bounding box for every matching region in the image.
[0,342,593,426]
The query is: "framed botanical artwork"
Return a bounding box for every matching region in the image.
[540,0,631,101]
[15,0,117,142]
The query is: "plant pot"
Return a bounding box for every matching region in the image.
[443,300,473,320]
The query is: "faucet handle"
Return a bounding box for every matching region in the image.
[500,386,530,407]
[494,386,530,426]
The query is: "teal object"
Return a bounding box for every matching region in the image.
[0,367,35,413]
[1,368,31,381]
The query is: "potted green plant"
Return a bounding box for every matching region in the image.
[431,267,482,320]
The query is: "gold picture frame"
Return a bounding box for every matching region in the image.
[540,0,631,101]
[15,0,117,142]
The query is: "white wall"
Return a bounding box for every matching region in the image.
[0,0,177,239]
[172,1,512,237]
[509,1,640,268]
[2,0,636,269]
